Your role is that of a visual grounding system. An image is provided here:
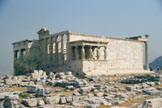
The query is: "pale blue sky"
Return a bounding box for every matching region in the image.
[0,0,162,75]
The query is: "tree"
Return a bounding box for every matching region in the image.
[14,53,43,75]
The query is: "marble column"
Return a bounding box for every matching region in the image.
[50,37,53,65]
[97,46,100,60]
[55,36,58,65]
[75,46,79,59]
[75,46,79,60]
[61,35,64,53]
[81,45,85,60]
[104,46,107,60]
[66,33,70,61]
[145,41,149,70]
[89,46,93,59]
[61,35,64,64]
[45,38,48,65]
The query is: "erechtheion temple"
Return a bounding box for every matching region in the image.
[12,28,150,75]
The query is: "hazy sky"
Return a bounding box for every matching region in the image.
[0,0,162,75]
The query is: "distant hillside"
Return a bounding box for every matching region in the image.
[149,56,162,70]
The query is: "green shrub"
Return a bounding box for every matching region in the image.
[19,92,30,99]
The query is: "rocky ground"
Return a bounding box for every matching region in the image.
[0,70,162,108]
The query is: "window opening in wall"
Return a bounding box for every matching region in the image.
[57,36,61,53]
[21,49,26,56]
[16,51,20,59]
[57,36,61,41]
[53,43,56,53]
[58,42,61,53]
[47,44,50,54]
[64,34,68,42]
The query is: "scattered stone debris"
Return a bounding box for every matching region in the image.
[0,70,162,108]
[119,74,162,84]
[139,98,162,108]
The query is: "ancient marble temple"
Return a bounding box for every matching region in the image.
[12,28,150,75]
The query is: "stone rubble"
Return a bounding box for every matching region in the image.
[0,70,162,108]
[118,74,162,84]
[139,98,162,108]
[27,85,43,93]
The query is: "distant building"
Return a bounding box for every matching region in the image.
[12,28,150,76]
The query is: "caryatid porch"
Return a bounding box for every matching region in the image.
[69,40,108,61]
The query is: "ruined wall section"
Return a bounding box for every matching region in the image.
[13,40,43,75]
[39,36,47,67]
[28,40,40,55]
[38,30,70,72]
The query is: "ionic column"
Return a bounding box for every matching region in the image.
[81,45,85,60]
[50,37,53,65]
[104,46,107,60]
[61,35,64,64]
[145,41,149,70]
[66,33,70,61]
[61,35,64,53]
[97,46,100,60]
[55,36,58,54]
[44,38,47,65]
[55,36,58,65]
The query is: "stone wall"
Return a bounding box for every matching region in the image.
[69,33,144,75]
[70,60,83,75]
[107,39,143,70]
